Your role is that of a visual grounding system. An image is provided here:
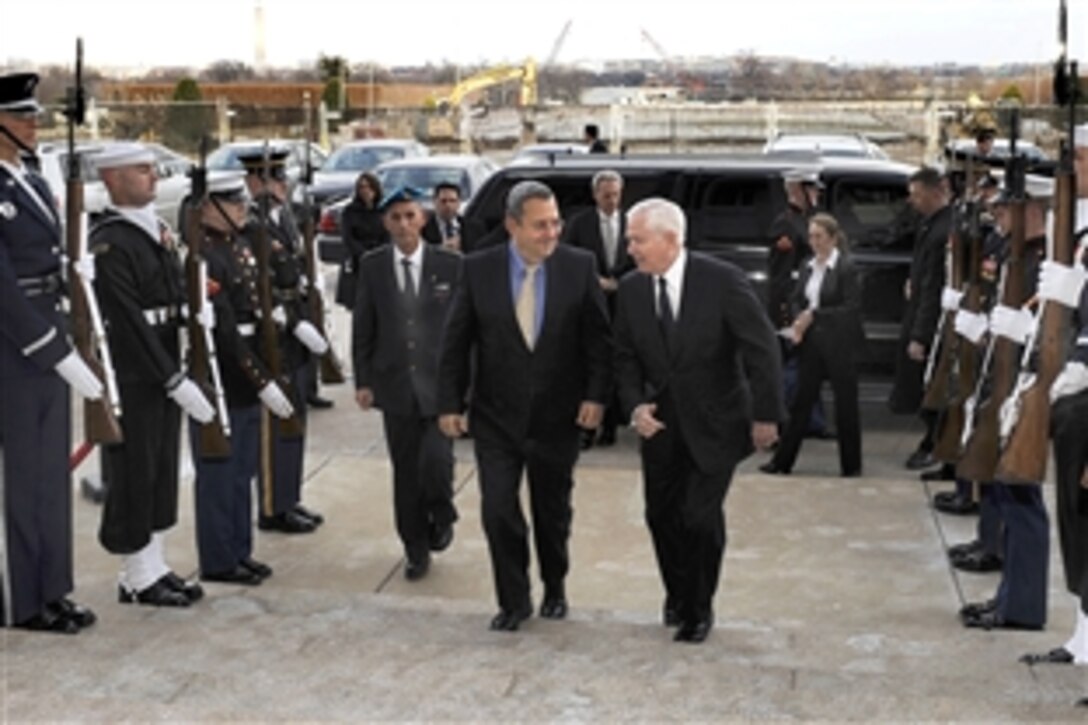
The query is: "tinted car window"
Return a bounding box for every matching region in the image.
[828,177,912,251]
[683,173,780,249]
[378,166,470,199]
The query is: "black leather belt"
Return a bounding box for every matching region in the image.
[17,273,64,297]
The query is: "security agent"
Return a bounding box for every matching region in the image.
[89,143,212,606]
[236,148,328,534]
[191,172,284,585]
[0,72,101,633]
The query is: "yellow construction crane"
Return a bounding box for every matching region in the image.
[440,58,538,109]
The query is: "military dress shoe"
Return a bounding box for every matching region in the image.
[951,550,1002,573]
[959,599,998,619]
[15,609,79,635]
[1020,647,1074,665]
[240,557,273,580]
[162,572,204,602]
[202,565,264,586]
[259,510,317,534]
[961,608,1042,631]
[489,607,532,632]
[920,464,957,482]
[404,553,431,581]
[905,450,936,470]
[429,522,454,552]
[294,504,324,526]
[933,493,979,516]
[119,577,191,607]
[49,597,97,629]
[307,396,334,410]
[947,539,983,560]
[675,614,714,644]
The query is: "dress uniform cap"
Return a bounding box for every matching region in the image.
[91,142,157,170]
[0,72,43,114]
[378,185,426,212]
[235,146,290,180]
[781,168,824,188]
[207,172,248,202]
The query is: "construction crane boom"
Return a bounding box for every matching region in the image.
[546,20,573,67]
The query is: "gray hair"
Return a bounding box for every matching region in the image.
[505,180,555,221]
[627,197,686,241]
[591,169,623,192]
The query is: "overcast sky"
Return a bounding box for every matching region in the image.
[2,0,1087,71]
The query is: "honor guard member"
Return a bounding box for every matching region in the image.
[89,143,212,607]
[192,172,284,585]
[0,72,100,633]
[959,174,1056,632]
[237,148,329,534]
[1023,123,1088,665]
[354,186,461,580]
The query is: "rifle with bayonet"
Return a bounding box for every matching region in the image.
[254,143,304,439]
[958,111,1028,482]
[65,38,123,445]
[300,92,345,384]
[184,137,231,458]
[995,3,1079,484]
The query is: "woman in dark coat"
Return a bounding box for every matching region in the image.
[761,212,866,477]
[335,172,387,308]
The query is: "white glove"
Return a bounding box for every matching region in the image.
[54,350,104,401]
[259,382,295,419]
[953,309,988,344]
[197,302,216,331]
[271,305,288,327]
[989,305,1034,345]
[167,378,215,423]
[1050,361,1088,403]
[1038,260,1088,309]
[941,287,964,311]
[293,320,329,355]
[73,254,96,283]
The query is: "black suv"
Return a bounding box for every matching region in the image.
[464,154,919,379]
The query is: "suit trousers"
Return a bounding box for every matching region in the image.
[641,399,734,622]
[1052,391,1088,611]
[99,383,181,555]
[0,372,72,626]
[773,335,861,475]
[381,410,456,560]
[192,405,259,575]
[258,364,310,517]
[474,434,578,614]
[991,482,1049,627]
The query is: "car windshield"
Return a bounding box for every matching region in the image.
[206,146,253,170]
[323,146,406,172]
[378,166,470,198]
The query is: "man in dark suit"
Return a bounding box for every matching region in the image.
[437,180,611,632]
[420,182,485,253]
[614,197,783,644]
[354,186,462,580]
[562,169,634,448]
[584,124,608,154]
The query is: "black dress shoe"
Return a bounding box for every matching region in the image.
[675,614,714,643]
[259,510,317,534]
[240,557,273,579]
[759,461,789,475]
[959,599,998,618]
[15,610,79,635]
[429,522,454,552]
[948,539,983,559]
[162,572,205,602]
[489,607,532,632]
[307,396,334,409]
[293,504,324,526]
[539,596,568,619]
[119,577,191,607]
[49,598,97,629]
[933,494,979,516]
[663,606,683,627]
[905,449,936,470]
[405,553,431,581]
[202,565,264,585]
[961,608,1042,631]
[80,476,106,504]
[1020,647,1074,665]
[951,550,1002,573]
[921,464,957,482]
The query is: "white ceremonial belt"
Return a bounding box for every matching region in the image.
[236,322,257,336]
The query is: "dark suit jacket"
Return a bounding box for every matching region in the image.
[353,243,462,417]
[614,252,784,474]
[421,213,485,252]
[561,207,634,282]
[905,204,952,347]
[791,253,866,360]
[436,243,611,448]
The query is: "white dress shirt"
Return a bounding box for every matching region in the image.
[804,247,840,310]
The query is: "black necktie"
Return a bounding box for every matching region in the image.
[402,258,416,301]
[657,276,675,351]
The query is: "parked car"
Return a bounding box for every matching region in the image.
[316,154,498,262]
[463,154,917,379]
[36,140,194,227]
[763,132,888,160]
[301,139,429,209]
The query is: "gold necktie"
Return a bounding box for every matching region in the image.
[516,264,539,349]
